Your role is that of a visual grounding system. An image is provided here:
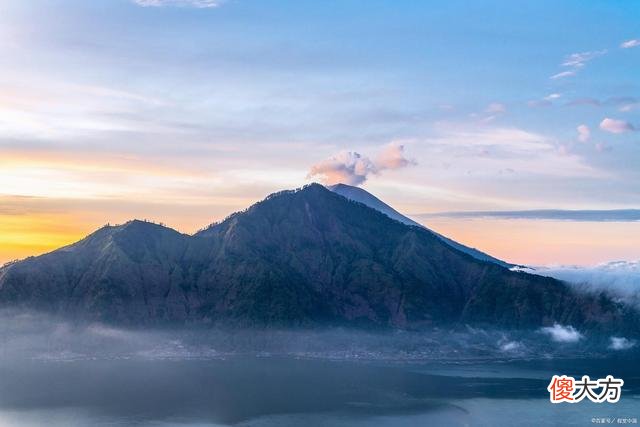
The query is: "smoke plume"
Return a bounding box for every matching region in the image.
[308,143,415,186]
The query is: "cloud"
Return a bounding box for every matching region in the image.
[485,102,506,114]
[550,71,576,80]
[621,39,640,49]
[376,143,415,170]
[606,96,638,106]
[526,93,560,108]
[562,50,607,68]
[307,143,415,186]
[539,324,583,343]
[307,152,376,186]
[527,99,552,108]
[599,118,635,134]
[422,124,605,180]
[565,97,638,109]
[537,261,640,309]
[550,50,606,79]
[577,124,590,142]
[566,97,601,107]
[609,337,636,351]
[499,340,524,352]
[619,103,639,112]
[132,0,224,7]
[472,103,507,123]
[603,97,640,112]
[417,209,640,222]
[595,142,612,153]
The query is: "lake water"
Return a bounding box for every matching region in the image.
[1,355,639,426]
[0,316,638,426]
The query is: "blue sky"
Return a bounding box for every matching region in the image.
[0,0,639,264]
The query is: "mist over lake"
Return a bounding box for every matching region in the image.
[1,311,638,427]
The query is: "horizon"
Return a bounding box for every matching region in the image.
[1,0,639,266]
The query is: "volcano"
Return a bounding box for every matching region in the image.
[0,184,636,333]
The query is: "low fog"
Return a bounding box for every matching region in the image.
[0,309,635,365]
[0,309,638,427]
[536,260,640,308]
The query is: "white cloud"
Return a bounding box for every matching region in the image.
[424,124,605,179]
[577,124,590,142]
[550,71,576,80]
[499,340,524,352]
[132,0,223,8]
[472,103,507,123]
[619,103,639,112]
[539,324,583,343]
[307,143,415,186]
[537,261,640,307]
[600,118,636,134]
[528,94,561,108]
[609,336,636,351]
[561,50,607,68]
[307,151,376,186]
[621,39,640,49]
[550,50,606,80]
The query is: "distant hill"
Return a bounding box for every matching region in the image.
[327,183,513,267]
[0,184,637,334]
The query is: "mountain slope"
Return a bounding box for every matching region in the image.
[327,183,513,267]
[0,220,192,323]
[0,184,637,333]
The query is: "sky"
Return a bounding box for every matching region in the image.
[1,0,639,266]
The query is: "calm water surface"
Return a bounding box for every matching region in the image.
[1,356,638,427]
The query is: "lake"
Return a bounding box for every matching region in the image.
[0,316,638,426]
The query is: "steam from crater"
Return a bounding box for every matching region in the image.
[307,143,415,186]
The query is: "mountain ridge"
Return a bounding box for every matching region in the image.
[0,183,637,334]
[327,183,513,267]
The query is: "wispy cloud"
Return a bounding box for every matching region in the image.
[421,124,604,180]
[609,337,636,350]
[485,102,506,114]
[307,143,415,186]
[550,50,606,79]
[577,124,590,142]
[527,99,552,108]
[550,70,576,80]
[566,97,601,107]
[565,97,638,111]
[561,50,607,68]
[376,143,415,170]
[132,0,224,8]
[418,209,640,222]
[528,93,561,107]
[600,118,636,134]
[620,39,640,49]
[603,97,639,112]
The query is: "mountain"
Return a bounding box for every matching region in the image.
[327,183,513,267]
[0,184,637,333]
